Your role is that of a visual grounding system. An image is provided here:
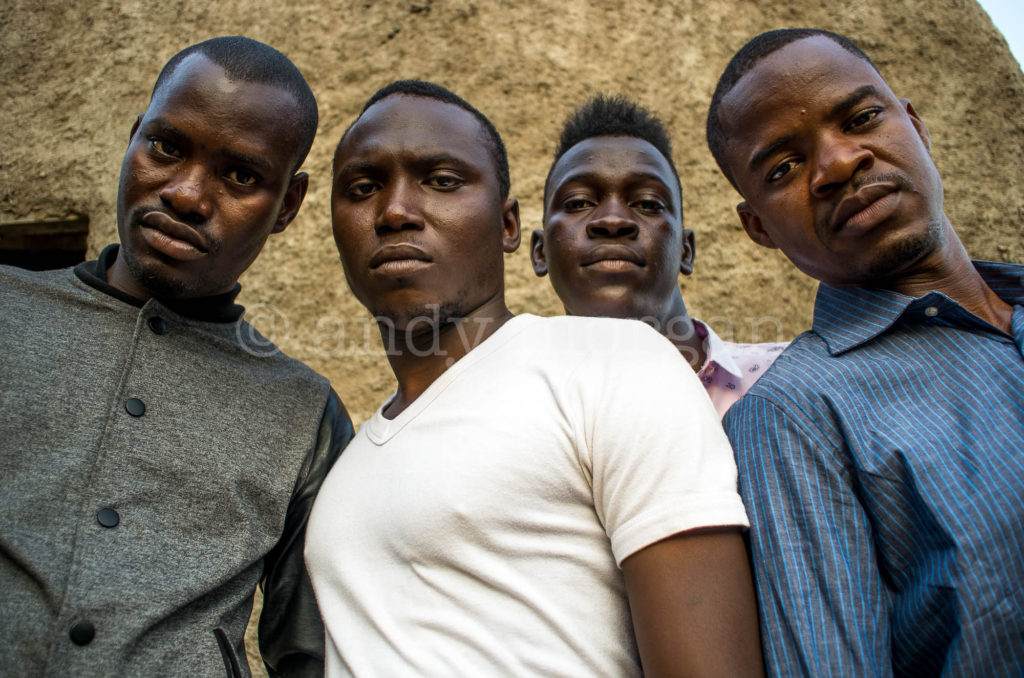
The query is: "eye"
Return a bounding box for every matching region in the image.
[225,168,258,186]
[149,137,181,158]
[767,159,798,183]
[845,108,881,132]
[633,199,666,214]
[563,197,595,212]
[426,173,464,190]
[345,179,379,199]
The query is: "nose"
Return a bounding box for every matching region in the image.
[810,136,874,198]
[585,202,638,240]
[376,178,424,234]
[158,164,212,224]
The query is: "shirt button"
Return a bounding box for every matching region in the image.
[147,316,167,335]
[924,306,939,317]
[69,620,95,646]
[124,398,146,417]
[96,508,120,528]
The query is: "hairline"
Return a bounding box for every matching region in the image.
[707,30,881,192]
[334,91,509,199]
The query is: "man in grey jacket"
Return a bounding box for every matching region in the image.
[0,37,353,677]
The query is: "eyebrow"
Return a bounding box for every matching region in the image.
[556,170,673,191]
[746,85,883,174]
[554,169,677,206]
[830,85,881,118]
[336,153,472,177]
[413,152,472,171]
[222,149,273,173]
[748,135,795,174]
[144,117,274,173]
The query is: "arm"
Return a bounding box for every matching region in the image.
[259,389,355,678]
[622,527,764,678]
[575,322,761,675]
[724,395,892,677]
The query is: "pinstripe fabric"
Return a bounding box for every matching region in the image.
[724,261,1024,678]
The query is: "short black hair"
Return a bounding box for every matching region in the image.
[543,95,682,219]
[706,28,878,190]
[337,79,511,199]
[153,36,318,173]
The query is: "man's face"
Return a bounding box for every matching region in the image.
[113,53,307,300]
[331,94,520,331]
[533,136,692,323]
[719,36,946,288]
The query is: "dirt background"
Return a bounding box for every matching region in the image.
[2,0,1022,673]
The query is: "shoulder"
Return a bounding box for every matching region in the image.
[0,265,96,328]
[725,331,842,438]
[741,331,831,398]
[235,320,330,387]
[724,332,849,449]
[0,263,74,296]
[523,314,681,359]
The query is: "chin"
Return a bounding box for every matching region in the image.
[124,252,189,299]
[863,218,944,284]
[568,296,651,322]
[369,299,468,334]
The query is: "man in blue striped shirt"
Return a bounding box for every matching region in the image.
[705,28,1024,676]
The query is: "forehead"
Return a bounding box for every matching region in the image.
[337,95,493,171]
[548,136,679,197]
[719,37,893,153]
[146,54,301,168]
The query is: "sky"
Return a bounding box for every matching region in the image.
[976,0,1023,68]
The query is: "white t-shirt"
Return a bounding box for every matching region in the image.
[306,314,748,677]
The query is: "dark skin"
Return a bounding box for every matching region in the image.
[623,528,764,678]
[333,94,764,677]
[719,36,1013,333]
[532,136,707,370]
[331,94,520,418]
[109,53,308,302]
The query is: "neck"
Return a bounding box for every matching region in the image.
[884,220,1013,333]
[653,293,706,372]
[381,295,514,418]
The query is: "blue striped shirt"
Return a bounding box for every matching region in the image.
[724,261,1024,677]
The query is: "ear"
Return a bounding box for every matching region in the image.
[679,228,696,276]
[501,198,522,253]
[129,114,143,143]
[901,98,931,152]
[737,201,778,250]
[272,172,309,234]
[529,229,548,276]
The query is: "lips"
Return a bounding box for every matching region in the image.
[139,210,209,261]
[829,182,901,233]
[369,243,433,272]
[581,244,645,268]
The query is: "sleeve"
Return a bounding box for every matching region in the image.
[258,388,355,678]
[578,323,749,565]
[723,393,893,677]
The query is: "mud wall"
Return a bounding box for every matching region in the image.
[4,0,1022,673]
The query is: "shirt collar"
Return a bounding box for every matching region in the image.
[693,318,744,378]
[73,244,245,323]
[811,260,1024,356]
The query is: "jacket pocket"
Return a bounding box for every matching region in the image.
[214,626,244,678]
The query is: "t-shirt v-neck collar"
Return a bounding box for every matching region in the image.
[363,314,539,445]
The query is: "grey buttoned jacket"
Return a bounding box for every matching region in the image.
[0,248,353,677]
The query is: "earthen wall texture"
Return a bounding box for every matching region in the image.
[3,1,1022,672]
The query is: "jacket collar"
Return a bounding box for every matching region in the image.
[74,244,244,323]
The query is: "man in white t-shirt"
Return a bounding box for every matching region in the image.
[531,95,787,418]
[305,79,764,677]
